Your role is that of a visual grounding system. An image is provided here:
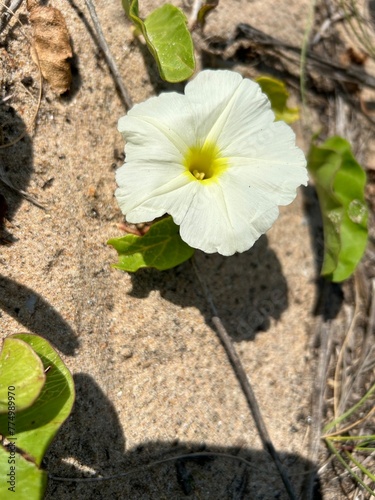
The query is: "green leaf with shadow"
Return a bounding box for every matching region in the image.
[308,136,368,282]
[256,76,299,124]
[122,0,195,82]
[108,216,195,271]
[0,334,75,467]
[0,445,47,500]
[0,338,45,413]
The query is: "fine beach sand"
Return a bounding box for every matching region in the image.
[1,1,374,498]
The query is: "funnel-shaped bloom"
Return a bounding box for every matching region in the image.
[116,70,307,256]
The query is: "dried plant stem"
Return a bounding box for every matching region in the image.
[234,23,375,90]
[84,0,133,110]
[311,11,345,45]
[0,0,44,208]
[333,302,358,419]
[357,277,375,375]
[303,318,332,500]
[191,258,297,500]
[300,0,317,112]
[0,0,43,145]
[0,170,45,209]
[0,0,23,33]
[322,405,375,438]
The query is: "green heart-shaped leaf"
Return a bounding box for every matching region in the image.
[308,136,368,282]
[0,334,75,466]
[108,216,194,271]
[256,76,299,124]
[122,0,195,82]
[0,444,47,500]
[0,338,45,413]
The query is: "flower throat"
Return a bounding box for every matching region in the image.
[184,142,228,182]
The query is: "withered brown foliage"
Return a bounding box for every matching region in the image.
[27,0,73,94]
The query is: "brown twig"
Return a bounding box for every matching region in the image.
[229,23,375,90]
[0,170,45,209]
[311,11,346,46]
[84,0,133,110]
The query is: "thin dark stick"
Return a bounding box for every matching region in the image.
[191,257,297,500]
[0,168,45,209]
[84,0,133,110]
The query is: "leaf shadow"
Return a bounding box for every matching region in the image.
[45,373,322,499]
[302,185,344,320]
[128,235,288,342]
[0,275,79,355]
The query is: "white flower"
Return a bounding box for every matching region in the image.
[116,70,307,256]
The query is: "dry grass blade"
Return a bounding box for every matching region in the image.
[335,270,375,421]
[303,318,333,500]
[0,0,42,142]
[337,0,375,59]
[0,0,44,208]
[0,0,23,33]
[321,264,375,496]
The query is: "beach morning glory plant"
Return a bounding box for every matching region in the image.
[112,70,307,268]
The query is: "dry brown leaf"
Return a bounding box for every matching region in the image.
[27,0,73,94]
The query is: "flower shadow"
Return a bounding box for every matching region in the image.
[0,275,79,355]
[45,372,322,499]
[128,235,288,342]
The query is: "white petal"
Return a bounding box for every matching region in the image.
[116,160,200,226]
[117,115,185,164]
[179,175,280,256]
[184,70,245,143]
[224,123,308,206]
[115,112,189,219]
[120,173,198,224]
[118,92,196,155]
[116,162,184,220]
[207,81,273,150]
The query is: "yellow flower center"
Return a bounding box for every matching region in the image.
[183,142,228,183]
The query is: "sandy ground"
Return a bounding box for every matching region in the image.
[1,0,374,498]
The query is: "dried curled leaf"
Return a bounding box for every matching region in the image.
[27,0,72,94]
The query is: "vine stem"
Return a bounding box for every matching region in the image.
[191,257,298,500]
[50,451,258,483]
